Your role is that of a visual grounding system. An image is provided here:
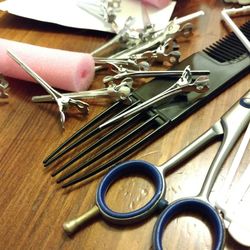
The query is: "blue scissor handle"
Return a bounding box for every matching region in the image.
[153,198,225,250]
[240,98,250,109]
[96,160,167,223]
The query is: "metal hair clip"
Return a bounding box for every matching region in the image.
[77,0,122,31]
[91,16,135,56]
[107,11,202,60]
[7,50,89,129]
[0,75,9,98]
[95,56,150,71]
[95,38,180,73]
[32,80,133,103]
[32,67,210,105]
[103,66,210,85]
[138,39,181,66]
[92,10,201,60]
[100,66,210,127]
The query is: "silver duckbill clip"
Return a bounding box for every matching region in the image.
[99,66,210,128]
[31,80,133,103]
[7,50,89,129]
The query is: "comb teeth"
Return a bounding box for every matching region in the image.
[203,20,250,62]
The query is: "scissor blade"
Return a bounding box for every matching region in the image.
[226,164,250,247]
[216,122,250,213]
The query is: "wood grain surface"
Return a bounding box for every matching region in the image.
[0,1,249,250]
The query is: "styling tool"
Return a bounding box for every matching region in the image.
[32,69,210,104]
[32,80,133,103]
[63,90,250,250]
[215,119,250,247]
[44,21,250,187]
[7,50,89,128]
[152,91,250,250]
[91,10,199,60]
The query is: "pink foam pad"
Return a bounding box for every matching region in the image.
[142,0,171,8]
[0,38,95,91]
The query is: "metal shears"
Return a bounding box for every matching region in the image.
[63,90,250,250]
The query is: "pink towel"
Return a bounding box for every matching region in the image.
[142,0,171,8]
[0,38,95,91]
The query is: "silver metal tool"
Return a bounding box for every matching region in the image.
[137,39,181,65]
[107,11,203,60]
[95,38,180,72]
[103,67,210,85]
[92,10,202,62]
[95,57,150,71]
[7,50,89,128]
[99,66,210,128]
[91,16,135,56]
[0,75,9,98]
[215,116,250,247]
[32,80,133,103]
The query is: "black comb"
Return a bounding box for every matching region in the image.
[44,21,250,188]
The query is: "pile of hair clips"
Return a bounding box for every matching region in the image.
[3,9,204,131]
[0,75,9,99]
[24,10,203,128]
[42,5,250,191]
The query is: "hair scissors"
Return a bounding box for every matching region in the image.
[152,94,250,250]
[63,90,250,249]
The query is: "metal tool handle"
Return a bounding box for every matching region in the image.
[63,205,100,234]
[107,70,210,83]
[199,92,250,199]
[95,160,168,224]
[159,126,222,174]
[225,163,250,220]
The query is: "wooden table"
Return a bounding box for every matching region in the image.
[0,1,249,249]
